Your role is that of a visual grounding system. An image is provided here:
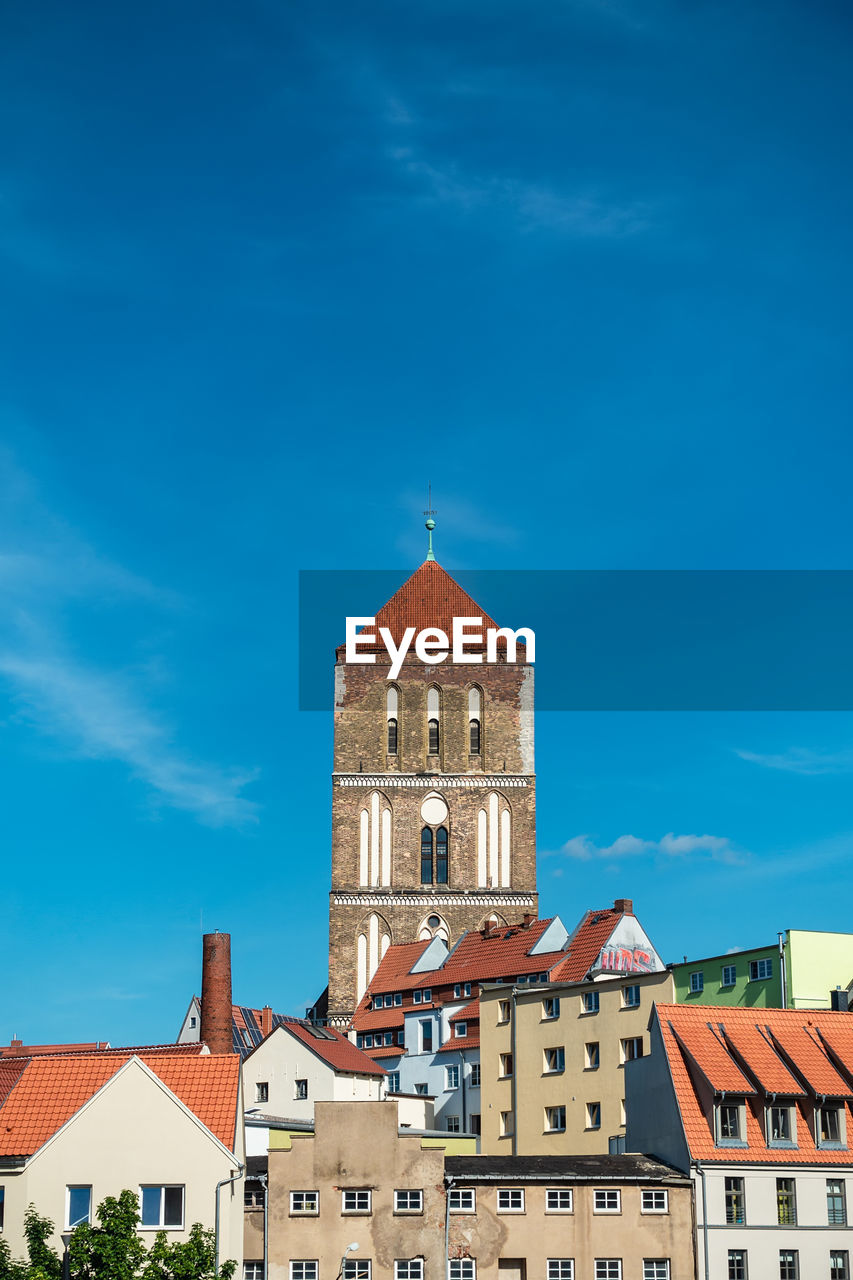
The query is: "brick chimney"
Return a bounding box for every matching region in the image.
[613,899,633,915]
[260,1006,273,1038]
[521,913,534,929]
[200,932,233,1055]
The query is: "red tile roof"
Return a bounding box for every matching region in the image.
[0,1041,109,1057]
[548,907,624,983]
[351,1007,407,1033]
[282,1022,386,1077]
[656,1004,853,1165]
[0,1059,28,1105]
[0,1052,240,1158]
[720,1024,805,1097]
[343,560,503,651]
[450,1001,480,1024]
[436,1033,480,1052]
[670,1021,756,1095]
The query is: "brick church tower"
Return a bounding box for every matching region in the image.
[327,525,538,1027]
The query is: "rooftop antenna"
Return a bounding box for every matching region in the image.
[423,482,437,561]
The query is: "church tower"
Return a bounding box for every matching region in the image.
[327,523,537,1026]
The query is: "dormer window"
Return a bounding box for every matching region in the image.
[818,1104,846,1149]
[717,1100,746,1146]
[768,1103,796,1147]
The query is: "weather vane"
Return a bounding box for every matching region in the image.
[423,483,437,561]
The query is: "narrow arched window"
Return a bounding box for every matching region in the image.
[468,687,481,754]
[421,828,434,884]
[435,827,448,884]
[387,686,399,754]
[427,687,440,754]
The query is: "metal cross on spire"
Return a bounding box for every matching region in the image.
[423,483,437,561]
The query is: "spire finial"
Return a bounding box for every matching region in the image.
[423,483,437,561]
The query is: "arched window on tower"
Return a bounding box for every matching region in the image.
[421,827,434,884]
[386,685,399,755]
[468,686,482,754]
[435,826,448,883]
[427,686,440,755]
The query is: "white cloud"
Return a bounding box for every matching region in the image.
[735,747,853,776]
[554,831,744,865]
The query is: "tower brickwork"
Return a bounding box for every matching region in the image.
[327,555,537,1026]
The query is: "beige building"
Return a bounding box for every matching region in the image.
[479,970,675,1155]
[0,1050,244,1268]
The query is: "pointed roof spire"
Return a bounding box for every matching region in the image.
[423,483,437,562]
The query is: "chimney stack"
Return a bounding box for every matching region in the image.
[260,1006,273,1038]
[614,898,633,915]
[200,931,233,1055]
[521,912,534,929]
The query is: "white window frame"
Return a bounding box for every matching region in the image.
[394,1189,424,1214]
[446,1065,460,1090]
[749,957,773,981]
[289,1191,319,1216]
[139,1185,184,1231]
[448,1187,476,1213]
[255,1081,269,1103]
[342,1189,372,1214]
[454,1022,467,1038]
[446,1115,461,1133]
[544,1046,565,1073]
[721,964,737,987]
[547,1263,574,1280]
[499,1053,513,1078]
[542,997,560,1020]
[448,1262,475,1280]
[395,1263,423,1280]
[594,1263,622,1280]
[586,1101,602,1130]
[620,1037,643,1064]
[244,1263,265,1280]
[342,1261,371,1280]
[500,1110,514,1137]
[690,972,704,993]
[66,1185,92,1229]
[641,1189,669,1214]
[545,1105,567,1132]
[582,991,600,1014]
[497,1188,525,1213]
[642,1264,670,1280]
[593,1189,621,1214]
[289,1264,318,1280]
[622,984,641,1008]
[545,1188,574,1213]
[470,1063,481,1088]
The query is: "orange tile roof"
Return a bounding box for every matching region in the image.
[817,1022,853,1076]
[0,1059,28,1105]
[0,1052,240,1158]
[343,560,503,651]
[720,1023,805,1096]
[656,1004,853,1165]
[0,1041,108,1057]
[767,1022,852,1098]
[283,1022,386,1077]
[367,1044,405,1059]
[669,1020,756,1095]
[351,1006,406,1032]
[547,907,623,982]
[450,1000,480,1023]
[436,1032,480,1052]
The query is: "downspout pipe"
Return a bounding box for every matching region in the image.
[510,987,519,1157]
[778,931,788,1009]
[215,1162,245,1276]
[459,1050,467,1135]
[695,1162,710,1280]
[444,1175,455,1273]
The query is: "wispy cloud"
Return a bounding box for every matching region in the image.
[735,747,853,776]
[0,452,259,827]
[553,831,745,864]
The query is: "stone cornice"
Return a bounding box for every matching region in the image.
[334,773,532,789]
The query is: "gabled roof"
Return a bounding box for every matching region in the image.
[0,1052,240,1158]
[450,1000,479,1024]
[343,560,501,652]
[0,1041,110,1058]
[8,1043,206,1060]
[655,1004,853,1164]
[280,1020,386,1077]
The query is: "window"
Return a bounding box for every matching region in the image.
[544,1046,565,1073]
[622,984,640,1008]
[455,1022,467,1038]
[727,1253,747,1280]
[446,1065,460,1090]
[725,1177,746,1225]
[428,720,440,753]
[448,1187,475,1212]
[641,1190,669,1213]
[819,1105,844,1147]
[749,958,773,981]
[593,1189,620,1213]
[718,1103,743,1143]
[500,1053,513,1077]
[387,686,399,753]
[586,1042,600,1069]
[586,1102,601,1130]
[244,1264,265,1280]
[776,1179,797,1226]
[428,687,441,754]
[582,991,600,1014]
[454,983,471,998]
[290,1191,319,1215]
[643,1266,669,1280]
[547,1263,574,1280]
[140,1186,184,1229]
[498,1000,511,1022]
[189,1016,197,1029]
[397,1030,406,1045]
[722,964,737,987]
[594,1264,621,1280]
[422,987,432,1003]
[779,1250,798,1280]
[387,1071,401,1093]
[290,1265,318,1280]
[769,1105,795,1145]
[421,827,434,883]
[621,1037,643,1063]
[831,1253,850,1280]
[342,1189,371,1213]
[421,1020,433,1053]
[67,1186,92,1228]
[446,1116,461,1133]
[827,1179,847,1225]
[294,1079,308,1100]
[543,996,561,1019]
[395,1189,423,1212]
[500,1111,514,1137]
[690,971,704,993]
[245,1184,265,1208]
[384,994,393,1008]
[449,1263,475,1280]
[414,990,422,1004]
[255,1082,269,1103]
[470,1063,481,1087]
[545,1105,566,1132]
[546,1188,573,1212]
[414,1083,428,1095]
[470,1113,481,1134]
[497,1188,524,1213]
[469,719,481,753]
[436,826,448,884]
[396,1264,423,1280]
[343,1262,371,1280]
[387,717,398,753]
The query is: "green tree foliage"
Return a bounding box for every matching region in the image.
[23,1207,61,1280]
[68,1192,147,1280]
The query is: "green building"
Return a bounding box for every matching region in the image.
[671,930,853,1010]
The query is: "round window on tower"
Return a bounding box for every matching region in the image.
[428,915,441,928]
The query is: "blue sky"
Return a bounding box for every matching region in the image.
[2,0,853,1045]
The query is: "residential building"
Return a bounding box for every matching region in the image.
[446,1154,695,1280]
[626,1002,853,1280]
[480,968,674,1155]
[0,1050,244,1267]
[672,929,853,1011]
[327,538,538,1027]
[178,997,292,1060]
